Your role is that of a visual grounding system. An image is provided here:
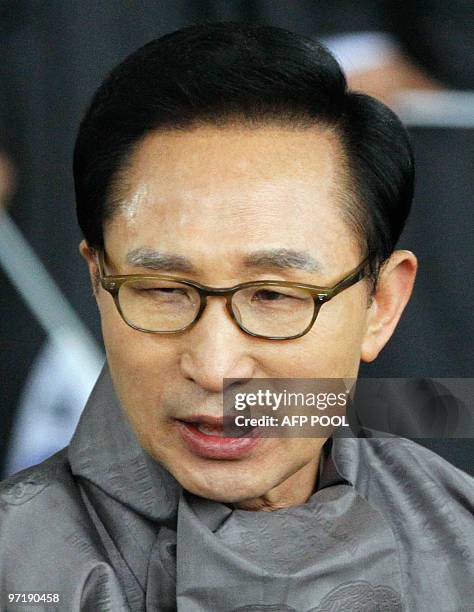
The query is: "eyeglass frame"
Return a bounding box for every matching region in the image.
[97,249,371,341]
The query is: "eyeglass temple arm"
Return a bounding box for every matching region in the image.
[97,250,114,280]
[327,257,372,299]
[95,250,115,291]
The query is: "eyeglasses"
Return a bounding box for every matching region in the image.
[97,250,370,340]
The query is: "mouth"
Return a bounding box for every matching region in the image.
[175,415,261,459]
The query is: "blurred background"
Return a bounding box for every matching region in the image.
[1,1,473,477]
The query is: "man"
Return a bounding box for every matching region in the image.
[0,23,472,611]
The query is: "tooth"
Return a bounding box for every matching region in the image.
[197,424,222,436]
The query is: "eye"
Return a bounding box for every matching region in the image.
[145,287,194,303]
[129,283,195,302]
[252,289,290,301]
[144,287,187,295]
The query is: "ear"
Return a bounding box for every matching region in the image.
[79,240,100,296]
[361,250,417,362]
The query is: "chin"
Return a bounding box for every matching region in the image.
[172,461,273,504]
[186,485,263,505]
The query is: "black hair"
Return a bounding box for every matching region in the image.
[74,22,414,279]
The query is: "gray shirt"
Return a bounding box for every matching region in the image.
[0,367,473,611]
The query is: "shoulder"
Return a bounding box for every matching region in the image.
[358,438,474,607]
[0,449,86,523]
[0,451,128,609]
[336,435,473,535]
[0,449,71,505]
[384,437,474,520]
[0,449,91,563]
[339,436,474,552]
[367,436,473,498]
[337,435,473,493]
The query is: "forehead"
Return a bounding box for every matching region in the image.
[104,125,358,273]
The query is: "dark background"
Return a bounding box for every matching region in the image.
[1,1,473,475]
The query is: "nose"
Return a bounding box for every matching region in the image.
[179,296,257,392]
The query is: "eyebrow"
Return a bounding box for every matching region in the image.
[242,248,323,273]
[125,247,323,275]
[126,248,197,273]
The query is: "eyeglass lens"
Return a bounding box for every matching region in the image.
[117,279,315,337]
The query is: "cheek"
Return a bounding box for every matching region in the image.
[97,293,179,425]
[268,291,368,378]
[98,293,142,369]
[98,292,174,368]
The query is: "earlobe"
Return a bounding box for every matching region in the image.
[361,250,417,363]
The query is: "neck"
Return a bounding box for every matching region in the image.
[232,451,321,512]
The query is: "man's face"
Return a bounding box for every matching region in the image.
[85,125,383,505]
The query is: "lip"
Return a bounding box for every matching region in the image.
[176,414,262,459]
